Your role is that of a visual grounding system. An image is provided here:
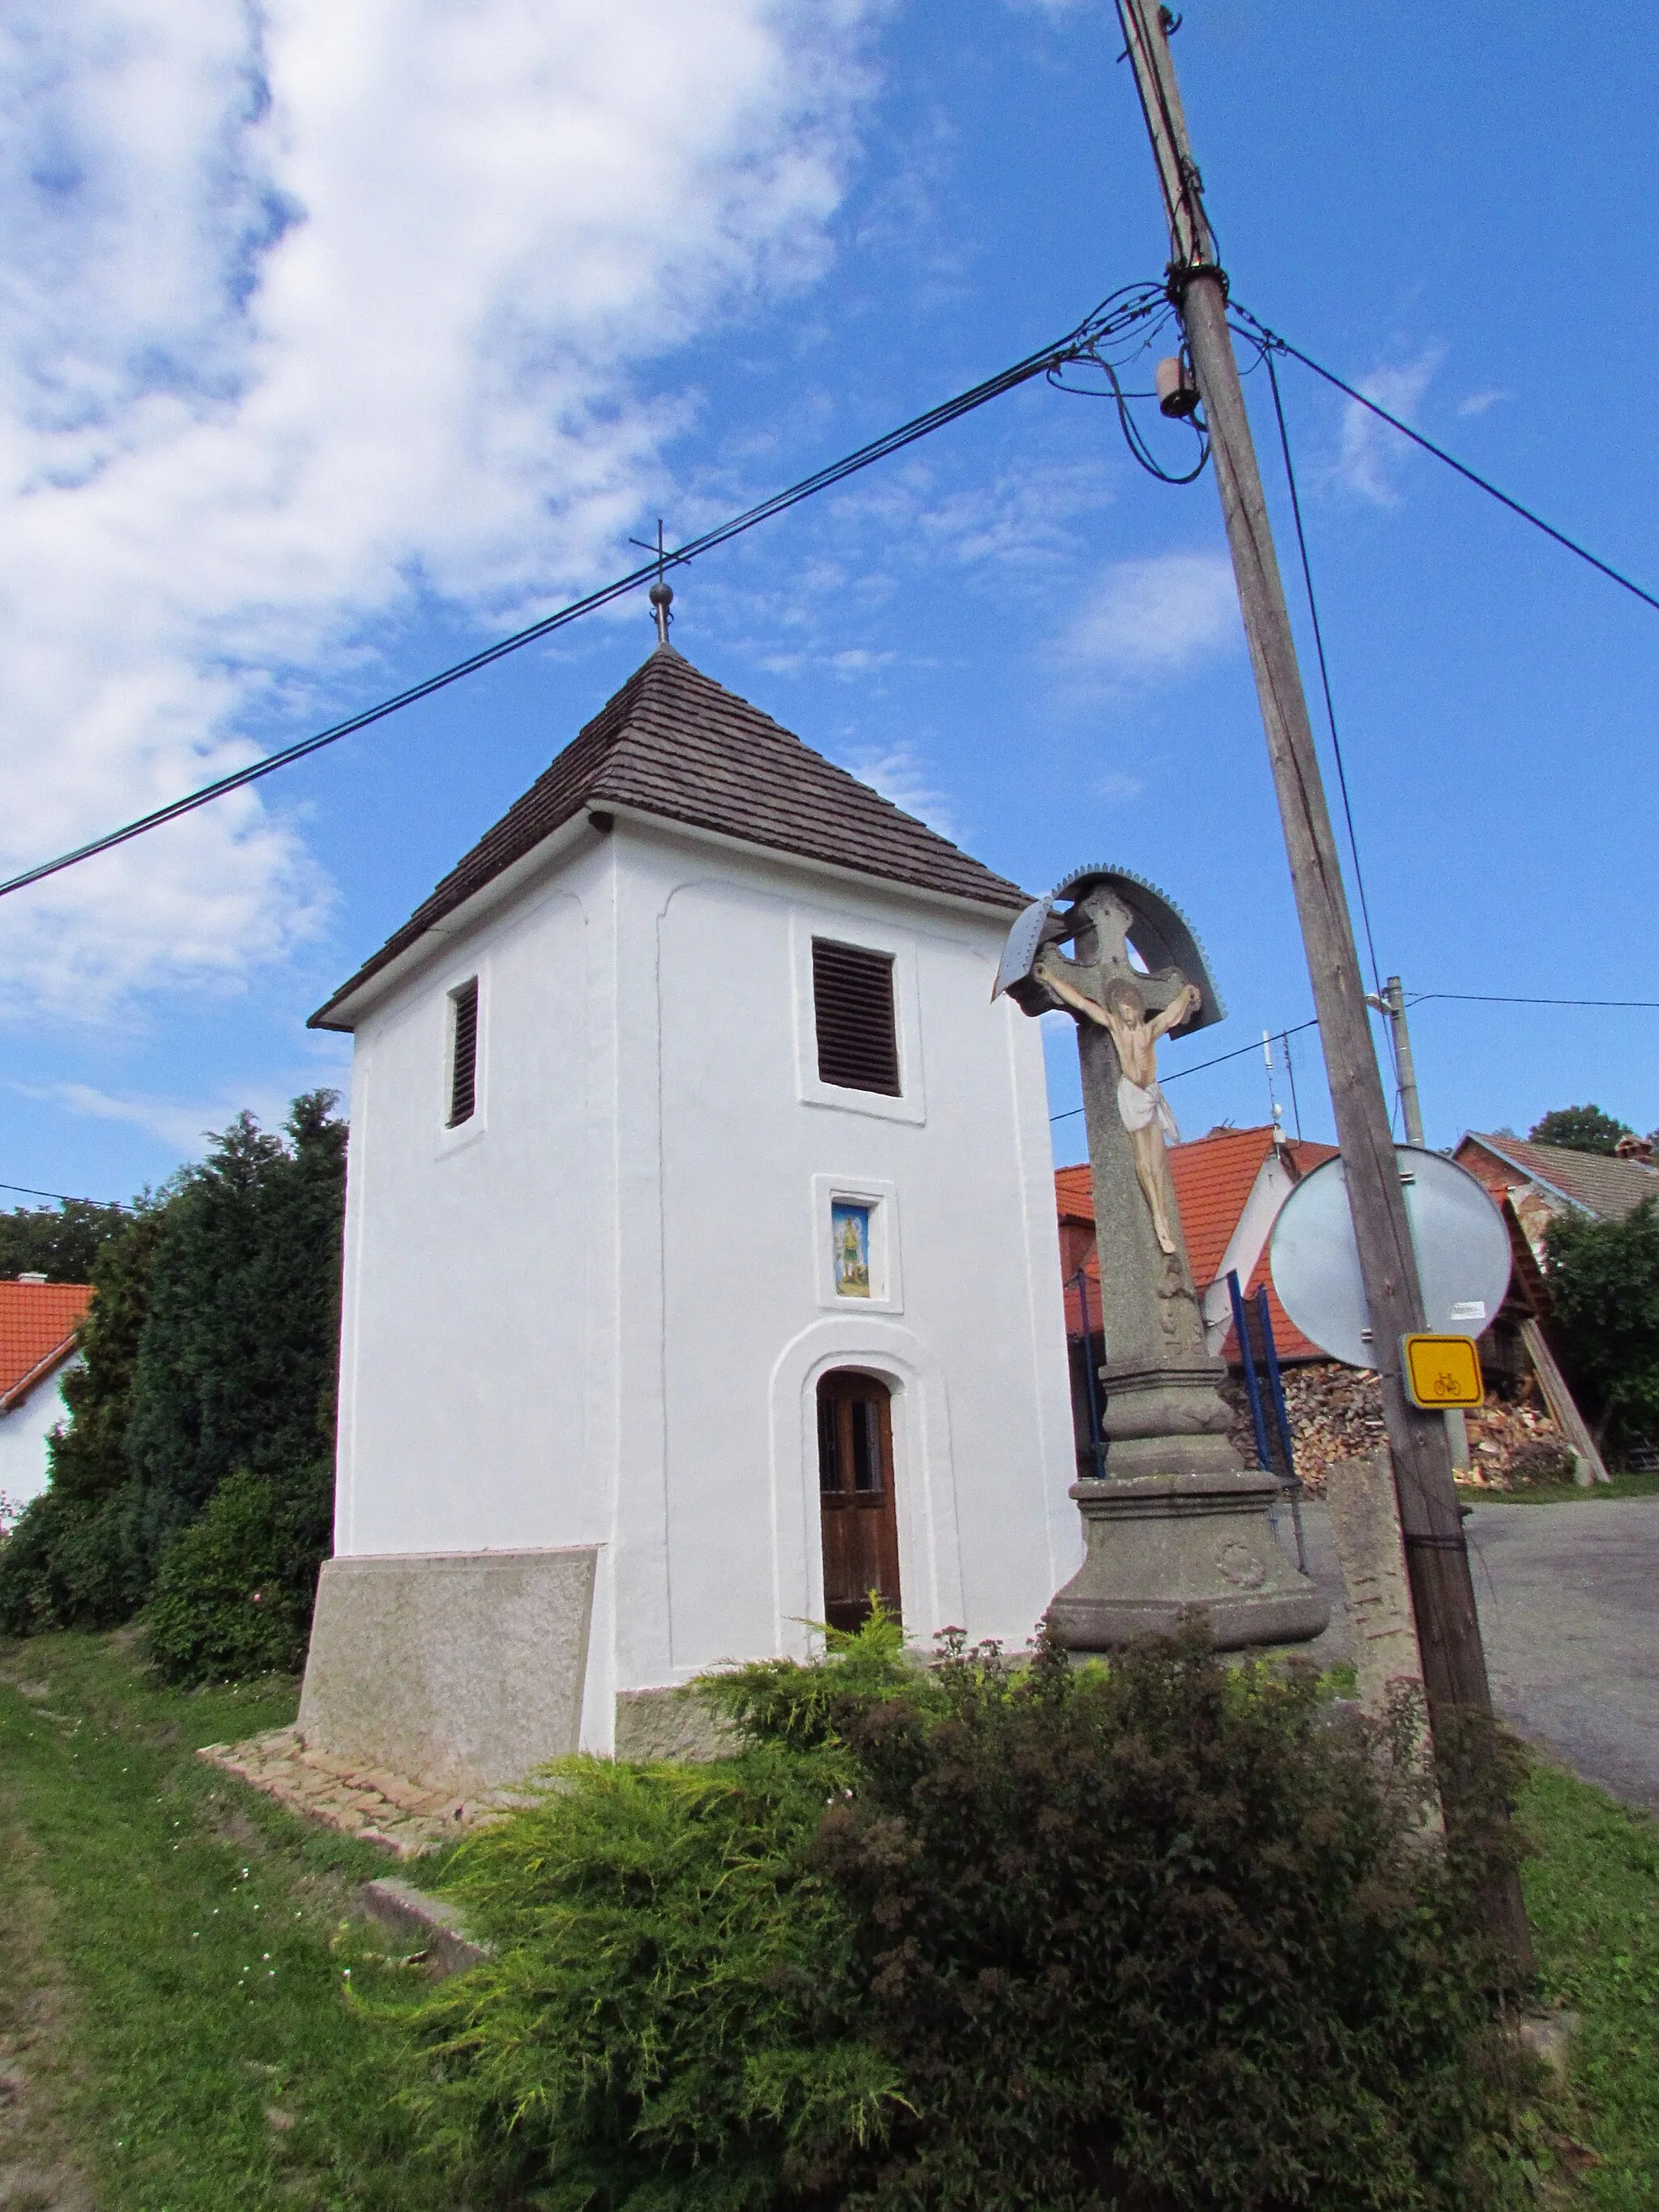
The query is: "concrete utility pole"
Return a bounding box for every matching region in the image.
[1369,976,1470,1469]
[1379,976,1425,1144]
[1114,0,1528,1958]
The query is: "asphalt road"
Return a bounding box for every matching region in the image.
[1288,1496,1659,1812]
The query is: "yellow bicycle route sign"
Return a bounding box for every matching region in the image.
[1400,1333,1484,1410]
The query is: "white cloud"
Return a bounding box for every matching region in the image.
[1064,551,1239,673]
[842,744,962,845]
[11,1045,352,1166]
[1333,348,1443,505]
[0,0,881,1019]
[1457,387,1512,418]
[11,1076,271,1157]
[1095,769,1145,802]
[832,457,1113,573]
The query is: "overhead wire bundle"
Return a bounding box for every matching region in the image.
[2,266,1657,1086]
[0,281,1181,904]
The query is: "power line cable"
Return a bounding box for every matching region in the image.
[1263,347,1385,999]
[1234,309,1659,618]
[0,1181,127,1207]
[1047,988,1656,1122]
[1409,991,1659,1010]
[1049,1015,1321,1120]
[0,286,1170,906]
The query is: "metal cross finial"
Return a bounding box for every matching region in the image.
[629,518,674,646]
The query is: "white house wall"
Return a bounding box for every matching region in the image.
[0,1359,78,1518]
[1201,1149,1299,1357]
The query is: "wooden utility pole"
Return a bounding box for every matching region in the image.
[1114,0,1529,1960]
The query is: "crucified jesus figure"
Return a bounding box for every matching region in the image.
[1037,957,1201,1255]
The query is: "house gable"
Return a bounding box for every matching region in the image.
[1456,1132,1659,1226]
[1056,1126,1338,1365]
[0,1280,92,1414]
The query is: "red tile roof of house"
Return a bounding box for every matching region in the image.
[0,1281,92,1413]
[1223,1247,1326,1366]
[1055,1126,1339,1362]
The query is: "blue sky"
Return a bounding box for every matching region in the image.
[2,0,1655,1204]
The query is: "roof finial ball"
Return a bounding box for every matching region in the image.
[649,577,674,648]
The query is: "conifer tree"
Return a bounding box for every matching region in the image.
[122,1093,346,1560]
[49,1205,166,1503]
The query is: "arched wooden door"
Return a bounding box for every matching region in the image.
[817,1370,902,1633]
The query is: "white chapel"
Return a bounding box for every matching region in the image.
[298,632,1079,1791]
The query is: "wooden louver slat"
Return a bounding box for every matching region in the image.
[812,938,900,1095]
[449,978,480,1126]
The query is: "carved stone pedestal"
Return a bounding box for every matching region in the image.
[1047,1349,1330,1651]
[1047,1470,1330,1651]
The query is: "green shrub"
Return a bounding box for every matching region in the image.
[123,1093,346,1554]
[1528,1105,1634,1156]
[2,1092,348,1643]
[400,1621,1541,2212]
[0,1481,147,1634]
[49,1204,166,1509]
[0,1194,132,1283]
[401,1743,902,2209]
[817,1630,1535,2210]
[142,1463,334,1684]
[1544,1196,1659,1452]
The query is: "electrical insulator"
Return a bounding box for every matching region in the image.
[1154,354,1201,419]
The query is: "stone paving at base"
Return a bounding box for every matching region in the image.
[196,1727,519,1858]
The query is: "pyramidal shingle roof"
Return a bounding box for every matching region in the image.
[312,646,1027,1026]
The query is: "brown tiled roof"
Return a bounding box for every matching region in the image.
[312,646,1027,1026]
[1457,1133,1659,1225]
[0,1281,92,1413]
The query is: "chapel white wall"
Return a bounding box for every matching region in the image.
[638,850,1078,1677]
[330,817,1079,1751]
[335,836,616,1565]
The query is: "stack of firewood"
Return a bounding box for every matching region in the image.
[1223,1363,1571,1491]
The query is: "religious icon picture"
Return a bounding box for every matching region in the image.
[831,1201,873,1298]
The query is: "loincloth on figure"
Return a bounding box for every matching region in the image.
[1116,1074,1179,1145]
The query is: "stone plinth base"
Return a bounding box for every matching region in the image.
[1047,1473,1330,1651]
[299,1546,598,1798]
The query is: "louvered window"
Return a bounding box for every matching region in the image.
[447,978,480,1127]
[812,939,900,1096]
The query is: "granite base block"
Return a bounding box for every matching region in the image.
[298,1545,597,1798]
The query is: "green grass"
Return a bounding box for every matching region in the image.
[1,1628,1655,2208]
[1524,1763,1659,2206]
[1456,1469,1659,1507]
[0,1630,478,2210]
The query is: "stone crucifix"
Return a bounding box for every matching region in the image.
[994,863,1328,1652]
[1034,937,1200,1258]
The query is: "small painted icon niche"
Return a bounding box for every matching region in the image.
[832,1202,873,1298]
